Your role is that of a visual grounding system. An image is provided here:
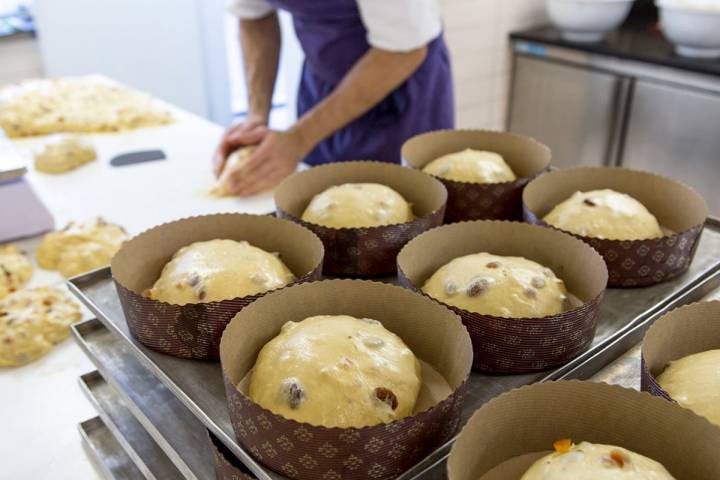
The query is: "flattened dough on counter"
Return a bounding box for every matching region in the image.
[657,349,720,427]
[248,315,422,428]
[145,239,295,304]
[34,135,97,174]
[0,244,32,299]
[422,252,568,318]
[543,189,663,240]
[422,149,516,184]
[0,287,82,367]
[301,183,414,228]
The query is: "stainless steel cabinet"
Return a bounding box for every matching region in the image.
[508,56,622,168]
[622,80,720,214]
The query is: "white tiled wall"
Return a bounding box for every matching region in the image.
[440,0,548,130]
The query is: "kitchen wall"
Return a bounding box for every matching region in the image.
[440,0,547,130]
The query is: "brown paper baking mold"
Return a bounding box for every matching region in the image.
[219,279,473,480]
[401,129,551,222]
[208,430,257,480]
[641,300,720,404]
[447,380,720,480]
[274,161,447,277]
[523,166,708,288]
[397,220,607,373]
[111,213,324,360]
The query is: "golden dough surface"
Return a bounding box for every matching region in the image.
[248,315,422,428]
[422,253,567,318]
[34,135,96,174]
[211,147,254,197]
[0,76,172,138]
[146,239,295,304]
[36,218,127,277]
[657,349,720,427]
[543,189,663,240]
[0,244,32,299]
[301,183,413,228]
[422,148,516,184]
[0,287,82,367]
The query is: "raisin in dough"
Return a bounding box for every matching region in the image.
[422,149,516,184]
[36,218,127,278]
[657,349,720,427]
[301,183,414,228]
[520,441,675,480]
[146,239,295,305]
[248,315,422,428]
[34,135,96,174]
[0,244,32,299]
[543,189,663,240]
[0,287,82,367]
[211,147,254,197]
[422,253,568,318]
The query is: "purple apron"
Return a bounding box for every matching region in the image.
[268,0,454,165]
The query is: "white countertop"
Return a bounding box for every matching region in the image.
[0,101,275,480]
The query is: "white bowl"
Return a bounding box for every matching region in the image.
[658,1,720,58]
[547,0,635,42]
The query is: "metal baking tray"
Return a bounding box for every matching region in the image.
[79,417,144,480]
[72,321,216,480]
[79,370,182,480]
[68,217,720,480]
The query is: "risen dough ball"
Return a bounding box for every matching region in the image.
[657,349,720,427]
[521,441,675,480]
[248,315,422,428]
[34,135,96,174]
[301,183,414,228]
[146,239,295,304]
[422,149,516,184]
[422,253,568,318]
[0,244,32,299]
[36,218,127,277]
[211,147,253,197]
[543,189,663,240]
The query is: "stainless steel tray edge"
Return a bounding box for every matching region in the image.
[79,417,144,480]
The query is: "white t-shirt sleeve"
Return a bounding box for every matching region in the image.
[356,0,442,52]
[226,0,275,19]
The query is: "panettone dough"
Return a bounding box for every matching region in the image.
[521,441,675,479]
[34,135,96,174]
[422,253,568,318]
[0,244,32,299]
[146,239,295,304]
[248,315,422,428]
[0,287,82,367]
[657,349,720,427]
[422,149,516,184]
[543,189,663,240]
[0,76,172,138]
[212,147,255,197]
[37,218,127,277]
[301,183,414,228]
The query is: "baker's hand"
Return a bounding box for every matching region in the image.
[212,119,269,178]
[225,128,308,197]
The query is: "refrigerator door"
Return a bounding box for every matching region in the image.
[508,55,624,168]
[622,79,720,215]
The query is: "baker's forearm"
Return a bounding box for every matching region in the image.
[239,13,281,123]
[291,46,428,154]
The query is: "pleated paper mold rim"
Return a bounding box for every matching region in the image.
[111,213,324,360]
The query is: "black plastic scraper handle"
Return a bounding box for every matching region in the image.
[110,150,166,167]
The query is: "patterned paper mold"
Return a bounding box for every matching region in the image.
[401,129,551,222]
[219,280,473,480]
[111,213,324,360]
[523,166,708,288]
[397,220,607,373]
[274,161,447,277]
[447,381,720,480]
[641,301,720,407]
[208,431,257,480]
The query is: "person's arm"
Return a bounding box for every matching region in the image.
[213,12,280,176]
[227,46,428,195]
